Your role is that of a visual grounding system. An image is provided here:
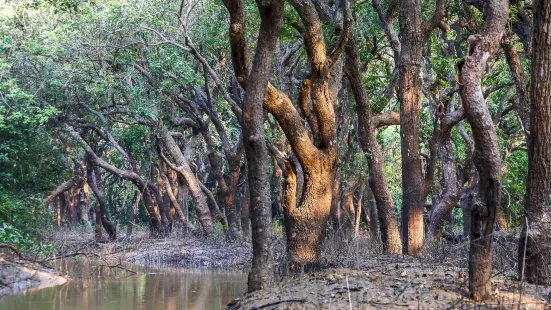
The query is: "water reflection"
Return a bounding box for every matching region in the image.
[0,260,247,310]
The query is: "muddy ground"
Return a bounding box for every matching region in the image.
[229,256,551,309]
[51,229,252,270]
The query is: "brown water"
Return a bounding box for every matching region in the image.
[0,260,247,310]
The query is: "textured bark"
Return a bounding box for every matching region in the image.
[224,0,350,269]
[427,105,464,238]
[345,38,402,254]
[398,0,426,255]
[519,0,551,285]
[459,0,507,301]
[428,131,460,238]
[241,0,284,291]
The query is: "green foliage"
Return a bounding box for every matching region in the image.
[0,191,56,235]
[0,222,54,257]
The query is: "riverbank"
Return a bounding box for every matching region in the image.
[50,230,252,270]
[0,257,67,297]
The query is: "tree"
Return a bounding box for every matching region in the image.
[459,0,508,301]
[241,0,285,291]
[345,36,402,254]
[397,0,446,256]
[518,0,551,285]
[223,0,352,267]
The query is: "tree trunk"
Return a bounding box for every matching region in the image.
[162,174,196,233]
[126,192,140,238]
[398,0,426,255]
[519,0,551,285]
[345,38,402,254]
[354,183,366,236]
[240,182,250,240]
[161,132,214,235]
[285,158,334,266]
[87,163,117,241]
[459,0,508,301]
[366,185,380,242]
[241,0,284,291]
[154,174,172,235]
[429,129,460,238]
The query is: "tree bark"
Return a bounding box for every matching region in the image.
[345,37,402,254]
[241,0,285,291]
[224,0,350,269]
[459,0,508,301]
[398,0,426,256]
[518,0,551,285]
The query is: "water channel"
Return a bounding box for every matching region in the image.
[0,260,247,310]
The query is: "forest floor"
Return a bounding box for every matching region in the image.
[231,232,551,309]
[229,257,551,309]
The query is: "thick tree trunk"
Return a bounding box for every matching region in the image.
[345,38,402,254]
[459,0,507,301]
[519,0,551,285]
[240,0,284,291]
[398,0,425,255]
[285,159,334,266]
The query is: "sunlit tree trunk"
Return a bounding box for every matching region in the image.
[398,0,426,256]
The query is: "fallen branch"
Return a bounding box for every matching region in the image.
[0,244,22,259]
[255,298,306,309]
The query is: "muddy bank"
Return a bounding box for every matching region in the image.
[53,230,252,270]
[0,257,67,297]
[229,256,551,310]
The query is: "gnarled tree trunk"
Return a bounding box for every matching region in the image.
[459,0,507,301]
